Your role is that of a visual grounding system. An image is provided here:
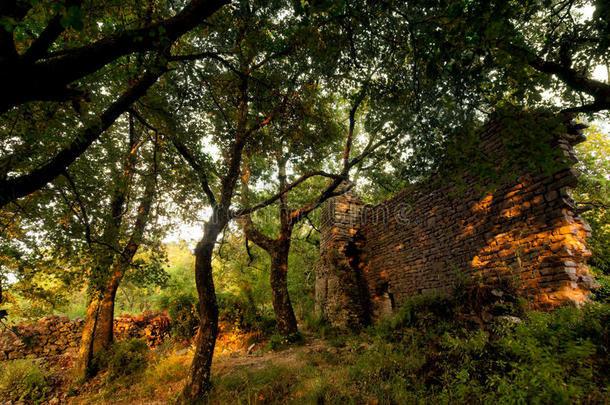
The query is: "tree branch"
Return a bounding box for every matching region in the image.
[169,135,217,208]
[233,171,345,217]
[342,87,367,174]
[22,0,83,62]
[504,42,610,112]
[0,68,165,208]
[0,0,228,111]
[62,169,92,247]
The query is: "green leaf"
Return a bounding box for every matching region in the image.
[60,6,84,31]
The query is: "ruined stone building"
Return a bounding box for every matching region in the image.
[315,113,599,327]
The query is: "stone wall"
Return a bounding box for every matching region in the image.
[315,115,599,326]
[0,312,170,361]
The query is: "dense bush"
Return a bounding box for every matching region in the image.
[207,297,610,404]
[217,290,275,332]
[93,339,149,380]
[158,293,199,340]
[353,299,610,404]
[0,359,49,404]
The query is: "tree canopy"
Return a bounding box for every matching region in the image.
[0,0,608,403]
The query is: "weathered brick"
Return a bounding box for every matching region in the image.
[315,118,597,327]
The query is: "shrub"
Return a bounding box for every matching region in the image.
[159,293,199,340]
[374,293,456,342]
[0,359,49,404]
[592,273,610,303]
[303,313,343,340]
[148,355,189,384]
[94,339,149,380]
[266,332,304,351]
[357,299,610,404]
[217,291,275,332]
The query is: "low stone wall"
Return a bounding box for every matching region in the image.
[0,312,170,361]
[0,315,82,360]
[114,312,171,347]
[316,114,599,326]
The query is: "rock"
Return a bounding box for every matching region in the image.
[0,311,170,361]
[497,315,522,324]
[580,274,601,290]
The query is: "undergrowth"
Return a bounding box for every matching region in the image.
[205,295,610,404]
[61,293,610,404]
[0,358,50,404]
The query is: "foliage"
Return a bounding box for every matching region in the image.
[0,0,609,400]
[593,274,610,303]
[373,294,457,342]
[266,332,305,351]
[93,339,150,381]
[205,301,610,405]
[159,293,199,341]
[574,125,610,302]
[42,297,609,404]
[0,359,50,404]
[146,353,191,386]
[575,125,610,274]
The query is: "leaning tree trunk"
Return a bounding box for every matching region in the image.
[75,263,121,378]
[269,238,298,336]
[75,247,119,379]
[180,220,222,403]
[75,119,157,379]
[75,292,102,379]
[90,267,124,354]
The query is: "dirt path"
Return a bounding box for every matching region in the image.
[57,335,341,405]
[212,337,331,376]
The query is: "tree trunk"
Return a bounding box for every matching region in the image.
[75,294,101,379]
[240,154,299,337]
[180,221,222,404]
[91,269,123,354]
[75,270,120,379]
[74,122,158,379]
[179,59,250,402]
[270,239,298,336]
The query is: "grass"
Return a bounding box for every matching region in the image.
[206,296,610,404]
[0,359,50,404]
[15,294,610,405]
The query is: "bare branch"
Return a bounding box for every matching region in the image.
[233,171,345,217]
[169,136,218,208]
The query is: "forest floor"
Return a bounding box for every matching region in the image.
[63,332,349,405]
[5,296,608,404]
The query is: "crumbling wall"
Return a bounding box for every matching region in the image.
[314,189,370,327]
[0,312,170,361]
[316,116,598,326]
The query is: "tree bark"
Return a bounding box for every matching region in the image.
[240,155,300,336]
[0,0,228,111]
[269,238,298,335]
[91,265,123,355]
[75,294,101,379]
[180,219,222,403]
[178,50,264,401]
[75,121,158,378]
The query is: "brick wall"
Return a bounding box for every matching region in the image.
[315,115,599,326]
